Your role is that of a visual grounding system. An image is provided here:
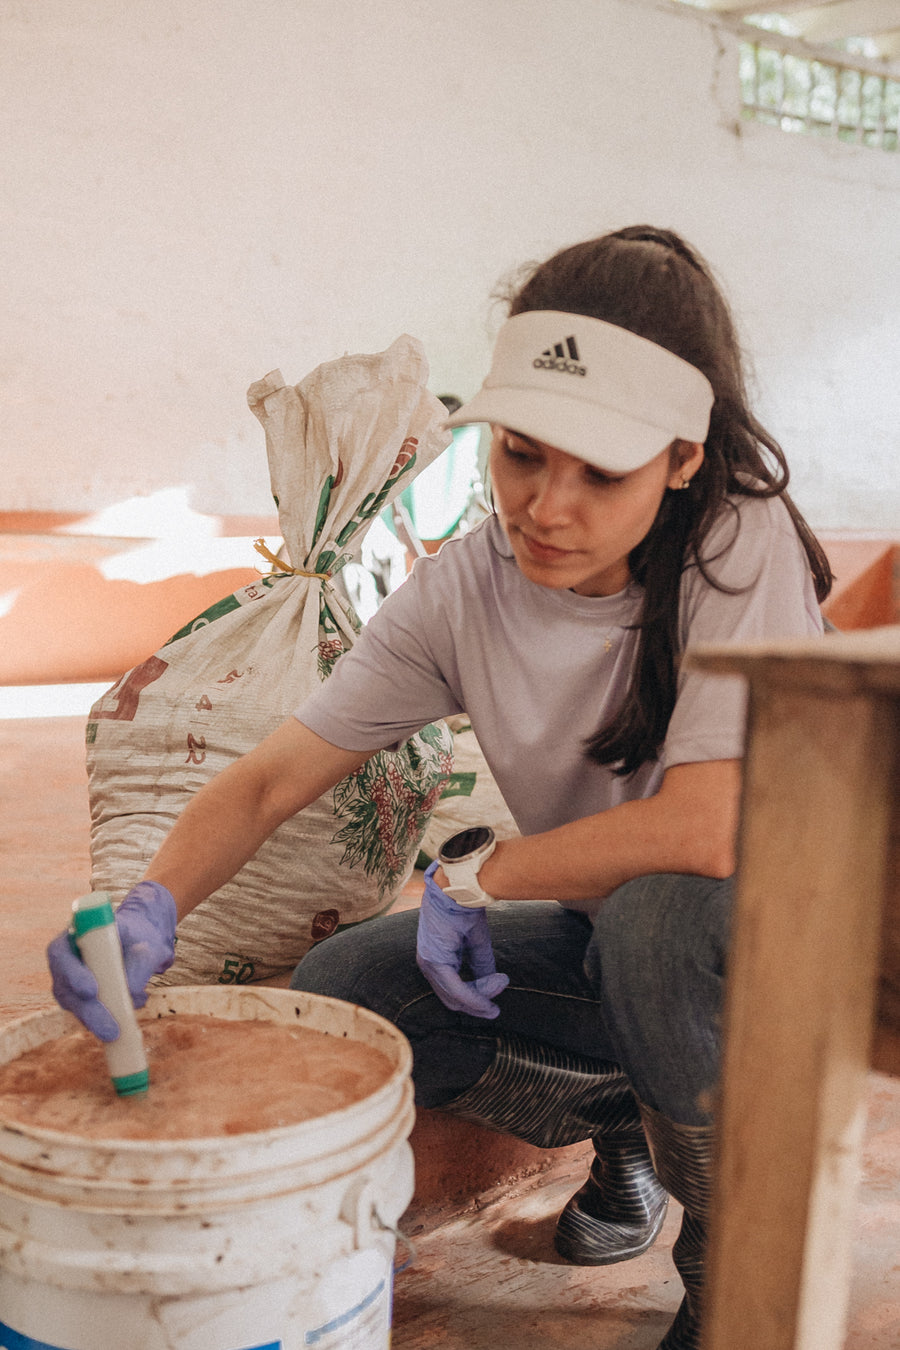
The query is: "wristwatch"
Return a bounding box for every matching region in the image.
[437,826,497,908]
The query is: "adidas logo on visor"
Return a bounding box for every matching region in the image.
[533,335,586,377]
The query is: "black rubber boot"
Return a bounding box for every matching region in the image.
[639,1101,715,1350]
[553,1128,669,1265]
[441,1035,667,1264]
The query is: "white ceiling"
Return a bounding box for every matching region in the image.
[701,2,900,63]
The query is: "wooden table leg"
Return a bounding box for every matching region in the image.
[703,683,898,1350]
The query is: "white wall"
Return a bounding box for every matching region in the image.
[2,0,898,530]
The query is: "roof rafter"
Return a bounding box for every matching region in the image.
[697,1,900,67]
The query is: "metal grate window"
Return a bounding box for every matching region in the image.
[740,38,900,151]
[674,2,900,153]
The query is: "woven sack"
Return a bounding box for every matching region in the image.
[87,336,454,985]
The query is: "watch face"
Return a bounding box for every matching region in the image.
[440,826,493,861]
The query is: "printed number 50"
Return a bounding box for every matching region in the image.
[218,955,255,984]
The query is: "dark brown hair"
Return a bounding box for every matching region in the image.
[503,225,832,776]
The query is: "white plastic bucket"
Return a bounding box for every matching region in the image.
[0,986,415,1350]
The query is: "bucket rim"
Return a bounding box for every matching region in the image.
[0,986,413,1153]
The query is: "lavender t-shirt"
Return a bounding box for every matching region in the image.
[296,496,823,837]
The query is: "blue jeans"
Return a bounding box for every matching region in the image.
[291,872,733,1126]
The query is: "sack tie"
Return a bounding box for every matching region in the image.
[253,538,332,581]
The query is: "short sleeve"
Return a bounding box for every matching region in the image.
[662,494,825,769]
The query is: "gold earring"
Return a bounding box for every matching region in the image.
[680,476,691,490]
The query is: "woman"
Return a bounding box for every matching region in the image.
[50,226,831,1350]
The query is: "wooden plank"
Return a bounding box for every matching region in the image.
[688,624,900,695]
[703,682,896,1350]
[692,632,900,1074]
[821,543,897,631]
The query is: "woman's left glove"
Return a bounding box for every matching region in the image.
[416,862,509,1019]
[47,881,177,1040]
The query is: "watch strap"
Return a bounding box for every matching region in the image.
[442,839,498,908]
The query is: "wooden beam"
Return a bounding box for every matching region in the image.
[792,0,900,43]
[704,1,820,14]
[703,679,896,1348]
[690,630,900,1349]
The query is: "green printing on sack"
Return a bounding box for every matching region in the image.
[164,576,282,647]
[439,771,478,800]
[310,474,335,551]
[330,722,452,898]
[315,450,420,575]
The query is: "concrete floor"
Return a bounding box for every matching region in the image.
[1,712,899,1348]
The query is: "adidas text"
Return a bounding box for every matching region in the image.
[532,356,586,376]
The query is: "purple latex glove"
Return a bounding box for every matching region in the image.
[47,881,177,1041]
[416,862,509,1019]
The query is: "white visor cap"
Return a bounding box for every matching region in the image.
[445,310,714,474]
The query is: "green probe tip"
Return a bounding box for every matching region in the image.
[112,1069,150,1096]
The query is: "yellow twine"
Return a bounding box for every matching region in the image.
[253,538,331,581]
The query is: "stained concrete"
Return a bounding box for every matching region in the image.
[1,714,898,1348]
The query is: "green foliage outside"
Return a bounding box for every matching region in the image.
[739,41,899,152]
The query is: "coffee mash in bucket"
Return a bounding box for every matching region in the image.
[0,1014,395,1140]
